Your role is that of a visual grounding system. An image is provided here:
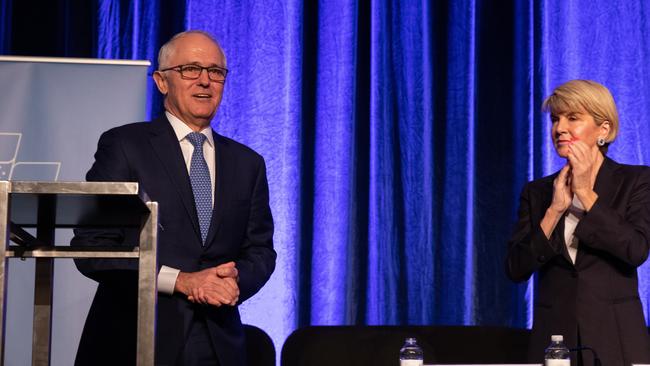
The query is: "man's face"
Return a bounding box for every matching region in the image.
[154,33,226,130]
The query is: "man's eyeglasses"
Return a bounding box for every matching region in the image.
[159,64,228,82]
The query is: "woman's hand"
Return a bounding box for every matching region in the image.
[541,164,572,238]
[550,164,572,213]
[567,140,601,210]
[567,140,598,193]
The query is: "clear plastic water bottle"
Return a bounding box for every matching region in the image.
[544,335,570,366]
[399,337,424,366]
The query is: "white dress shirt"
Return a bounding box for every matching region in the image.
[563,195,585,264]
[158,111,216,295]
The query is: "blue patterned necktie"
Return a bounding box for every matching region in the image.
[186,132,212,244]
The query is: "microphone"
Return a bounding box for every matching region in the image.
[570,346,602,366]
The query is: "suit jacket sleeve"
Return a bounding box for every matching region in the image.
[505,181,564,282]
[235,157,276,303]
[574,167,650,267]
[73,128,140,283]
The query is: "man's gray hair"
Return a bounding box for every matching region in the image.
[157,30,227,69]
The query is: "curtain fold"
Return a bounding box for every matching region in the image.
[511,0,536,329]
[310,0,359,325]
[0,0,11,53]
[438,0,477,325]
[96,0,181,119]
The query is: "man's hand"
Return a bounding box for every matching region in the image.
[215,261,239,281]
[175,263,240,306]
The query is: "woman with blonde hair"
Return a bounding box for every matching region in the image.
[507,80,650,365]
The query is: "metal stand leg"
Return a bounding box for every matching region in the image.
[136,201,158,366]
[0,182,10,366]
[32,195,56,366]
[32,259,53,366]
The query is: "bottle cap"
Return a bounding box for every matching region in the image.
[551,335,563,342]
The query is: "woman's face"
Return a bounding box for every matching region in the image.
[551,109,609,158]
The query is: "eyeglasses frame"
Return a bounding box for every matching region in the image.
[158,64,228,83]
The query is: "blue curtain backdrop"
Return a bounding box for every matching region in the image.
[3,0,650,353]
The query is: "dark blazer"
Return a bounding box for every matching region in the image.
[506,157,650,366]
[73,116,276,366]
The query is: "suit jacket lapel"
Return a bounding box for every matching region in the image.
[204,131,225,247]
[148,116,202,242]
[574,156,617,266]
[592,156,618,205]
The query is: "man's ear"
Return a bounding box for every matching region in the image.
[153,71,168,95]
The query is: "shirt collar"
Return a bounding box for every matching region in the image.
[165,111,214,147]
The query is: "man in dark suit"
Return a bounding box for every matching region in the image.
[73,30,276,366]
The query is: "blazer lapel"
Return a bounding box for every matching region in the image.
[148,116,202,242]
[592,157,618,206]
[574,157,618,266]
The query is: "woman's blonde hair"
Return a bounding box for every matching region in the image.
[542,79,619,153]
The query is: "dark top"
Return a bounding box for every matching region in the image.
[506,156,650,366]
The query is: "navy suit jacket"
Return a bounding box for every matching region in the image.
[506,157,650,366]
[73,116,276,366]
